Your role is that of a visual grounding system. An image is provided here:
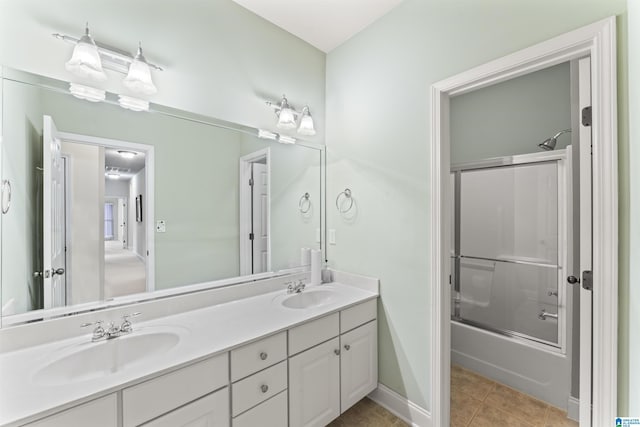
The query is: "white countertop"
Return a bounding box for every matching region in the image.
[0,281,377,427]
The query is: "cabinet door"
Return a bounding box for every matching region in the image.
[340,320,378,411]
[288,337,340,427]
[25,394,117,427]
[142,388,229,427]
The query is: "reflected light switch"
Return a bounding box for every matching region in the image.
[156,220,166,233]
[329,229,336,245]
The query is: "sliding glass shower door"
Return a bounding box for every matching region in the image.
[452,159,563,346]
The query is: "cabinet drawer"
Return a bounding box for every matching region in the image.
[288,313,339,355]
[231,332,286,382]
[123,353,229,427]
[232,360,287,416]
[232,391,287,427]
[141,388,229,427]
[25,394,117,427]
[340,299,377,333]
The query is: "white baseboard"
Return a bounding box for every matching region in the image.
[567,396,579,421]
[368,384,431,427]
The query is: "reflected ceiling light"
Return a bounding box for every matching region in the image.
[64,23,107,82]
[297,106,316,136]
[69,83,106,102]
[538,129,571,151]
[106,172,121,180]
[117,150,138,159]
[278,135,297,144]
[266,95,316,136]
[122,43,158,96]
[118,95,149,112]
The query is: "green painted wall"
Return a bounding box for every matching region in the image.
[326,0,628,412]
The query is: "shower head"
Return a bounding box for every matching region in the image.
[538,129,572,151]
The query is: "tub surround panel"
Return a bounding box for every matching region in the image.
[0,276,378,427]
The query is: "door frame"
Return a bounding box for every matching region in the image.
[57,131,156,294]
[430,17,618,427]
[239,148,271,276]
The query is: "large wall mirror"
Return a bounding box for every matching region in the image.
[0,67,324,325]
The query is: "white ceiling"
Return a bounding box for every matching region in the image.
[232,0,404,52]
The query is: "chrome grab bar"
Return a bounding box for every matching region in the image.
[451,254,559,270]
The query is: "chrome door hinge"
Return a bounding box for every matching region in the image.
[249,233,254,241]
[582,106,592,127]
[249,178,254,186]
[582,270,593,291]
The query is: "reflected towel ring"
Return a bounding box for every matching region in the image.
[335,188,353,213]
[1,180,11,215]
[299,192,311,213]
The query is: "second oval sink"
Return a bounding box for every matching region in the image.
[281,289,336,309]
[33,328,184,386]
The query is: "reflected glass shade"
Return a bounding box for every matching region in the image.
[118,95,149,112]
[277,107,296,129]
[65,33,107,82]
[297,107,316,136]
[69,83,105,102]
[122,46,157,96]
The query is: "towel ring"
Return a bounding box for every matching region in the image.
[335,188,353,213]
[299,192,311,213]
[1,180,11,215]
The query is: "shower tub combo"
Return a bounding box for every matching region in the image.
[450,149,576,411]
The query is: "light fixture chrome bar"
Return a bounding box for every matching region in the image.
[52,33,164,72]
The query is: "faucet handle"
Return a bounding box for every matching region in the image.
[121,312,141,334]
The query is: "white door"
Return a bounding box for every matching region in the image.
[289,337,341,427]
[252,162,269,273]
[578,57,593,427]
[43,115,66,309]
[142,389,229,427]
[340,321,378,411]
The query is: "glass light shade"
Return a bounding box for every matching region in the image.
[118,150,138,159]
[118,95,149,112]
[65,38,107,82]
[123,50,157,96]
[277,107,296,129]
[69,83,106,102]
[106,172,121,180]
[297,111,316,136]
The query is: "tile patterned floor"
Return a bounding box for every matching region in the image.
[327,397,408,426]
[451,365,579,427]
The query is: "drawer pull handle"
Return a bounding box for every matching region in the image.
[334,349,340,356]
[260,384,269,393]
[260,352,268,361]
[344,344,351,351]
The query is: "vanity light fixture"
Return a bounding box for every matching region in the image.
[122,43,158,96]
[64,23,107,82]
[118,95,149,112]
[266,95,316,136]
[68,83,106,102]
[278,135,297,144]
[258,129,278,140]
[117,150,138,159]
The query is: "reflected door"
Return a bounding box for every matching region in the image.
[43,115,66,308]
[252,163,269,273]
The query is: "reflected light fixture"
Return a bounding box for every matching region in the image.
[118,95,149,112]
[258,129,278,140]
[105,172,121,180]
[64,23,107,82]
[266,95,316,136]
[297,106,316,136]
[122,43,158,96]
[278,135,297,144]
[68,83,106,102]
[117,150,138,159]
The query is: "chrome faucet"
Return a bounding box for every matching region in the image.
[81,312,141,342]
[286,280,306,294]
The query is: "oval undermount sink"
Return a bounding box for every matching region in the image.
[33,329,183,386]
[281,289,336,309]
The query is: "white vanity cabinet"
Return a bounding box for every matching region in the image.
[141,389,229,427]
[24,394,118,427]
[288,299,378,427]
[231,332,288,427]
